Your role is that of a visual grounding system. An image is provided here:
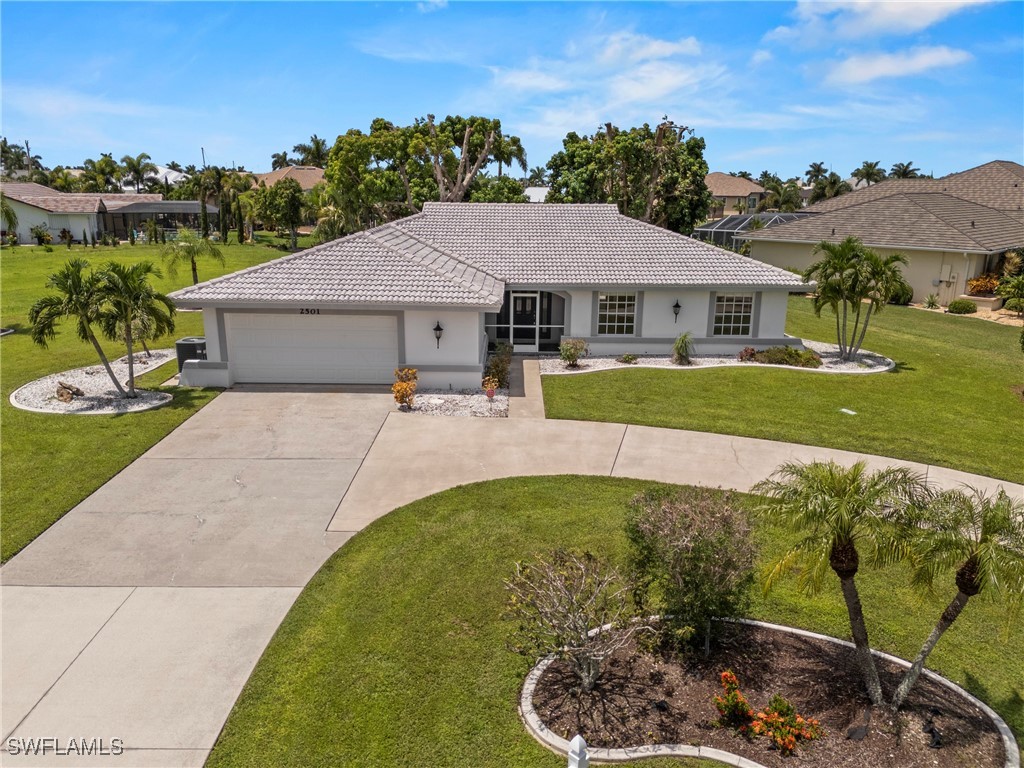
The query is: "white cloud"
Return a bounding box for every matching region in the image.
[3,85,168,121]
[826,46,972,84]
[490,67,570,94]
[599,32,700,64]
[417,0,447,13]
[750,49,773,67]
[766,0,995,42]
[608,61,725,106]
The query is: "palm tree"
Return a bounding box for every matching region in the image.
[292,135,329,167]
[161,227,224,285]
[754,460,929,707]
[97,262,175,398]
[809,171,853,204]
[28,258,126,397]
[729,170,754,180]
[851,160,886,187]
[48,167,78,192]
[757,181,803,213]
[527,166,548,186]
[889,161,920,179]
[271,151,294,170]
[121,152,158,193]
[889,488,1024,709]
[1,192,18,233]
[849,249,910,356]
[492,134,527,179]
[805,161,828,185]
[81,154,122,192]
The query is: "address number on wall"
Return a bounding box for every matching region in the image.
[299,308,321,315]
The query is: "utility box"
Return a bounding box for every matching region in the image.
[175,337,207,372]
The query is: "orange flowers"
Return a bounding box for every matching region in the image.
[712,671,822,757]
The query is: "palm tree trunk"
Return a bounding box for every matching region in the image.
[850,304,874,359]
[190,256,199,286]
[87,331,127,397]
[847,303,863,361]
[834,312,846,358]
[840,301,850,359]
[891,591,969,710]
[141,337,151,357]
[839,575,884,706]
[125,327,136,398]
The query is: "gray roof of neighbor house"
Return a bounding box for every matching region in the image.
[171,203,807,309]
[2,183,163,213]
[739,192,1024,253]
[705,172,765,198]
[253,166,325,192]
[112,200,219,215]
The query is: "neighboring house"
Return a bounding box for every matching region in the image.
[705,173,765,219]
[104,200,218,240]
[118,164,190,193]
[252,166,325,192]
[738,161,1024,305]
[693,212,814,250]
[524,186,549,203]
[171,203,808,390]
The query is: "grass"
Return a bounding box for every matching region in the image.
[543,298,1023,483]
[206,477,1022,768]
[0,242,284,562]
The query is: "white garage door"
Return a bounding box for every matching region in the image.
[226,312,399,384]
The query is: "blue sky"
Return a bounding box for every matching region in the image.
[1,1,1021,180]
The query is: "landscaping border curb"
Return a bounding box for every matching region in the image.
[519,618,1019,768]
[9,384,173,415]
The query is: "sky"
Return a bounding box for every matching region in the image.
[1,0,1021,181]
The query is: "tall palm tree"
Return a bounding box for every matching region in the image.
[28,258,125,397]
[161,227,224,285]
[754,461,929,707]
[121,152,158,192]
[757,180,803,213]
[731,170,754,180]
[527,166,548,186]
[81,154,122,192]
[809,171,853,204]
[851,160,886,187]
[292,135,329,167]
[492,134,527,179]
[889,161,920,179]
[849,249,910,356]
[805,161,828,185]
[890,488,1024,709]
[271,151,294,170]
[48,167,78,192]
[97,262,175,398]
[1,192,18,233]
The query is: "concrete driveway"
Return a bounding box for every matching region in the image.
[1,388,394,767]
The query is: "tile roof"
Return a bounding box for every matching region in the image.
[741,193,1024,253]
[172,203,807,308]
[253,166,325,191]
[1,184,163,213]
[805,160,1024,214]
[705,172,765,198]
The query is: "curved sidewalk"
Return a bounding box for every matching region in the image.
[328,413,1022,532]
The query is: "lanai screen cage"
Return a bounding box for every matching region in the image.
[693,212,814,249]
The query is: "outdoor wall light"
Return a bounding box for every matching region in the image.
[433,321,444,348]
[672,300,681,323]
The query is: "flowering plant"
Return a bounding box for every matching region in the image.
[713,671,822,756]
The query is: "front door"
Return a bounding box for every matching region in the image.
[511,292,538,352]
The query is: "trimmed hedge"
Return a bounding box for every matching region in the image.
[947,299,978,315]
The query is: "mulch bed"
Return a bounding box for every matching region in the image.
[532,623,1006,768]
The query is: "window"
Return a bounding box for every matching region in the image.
[597,293,636,335]
[713,294,753,336]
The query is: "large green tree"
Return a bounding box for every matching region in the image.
[754,461,929,707]
[546,120,713,234]
[890,488,1024,709]
[97,261,176,398]
[808,171,853,203]
[292,135,329,167]
[468,175,529,203]
[267,177,304,249]
[120,152,157,193]
[803,236,909,361]
[28,258,125,396]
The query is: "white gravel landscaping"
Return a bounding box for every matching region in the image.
[539,339,893,376]
[10,349,177,415]
[405,388,509,418]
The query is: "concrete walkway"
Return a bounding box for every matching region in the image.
[3,377,1021,768]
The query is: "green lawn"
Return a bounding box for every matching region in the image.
[207,477,1023,768]
[0,242,284,562]
[543,298,1023,484]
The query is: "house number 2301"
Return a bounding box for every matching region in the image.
[299,308,320,315]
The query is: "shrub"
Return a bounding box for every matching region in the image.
[888,282,913,305]
[714,672,823,756]
[1004,298,1024,316]
[30,224,51,245]
[966,272,1000,296]
[392,367,417,409]
[947,298,978,314]
[997,274,1024,303]
[737,345,822,368]
[504,550,650,693]
[617,353,638,364]
[559,337,589,368]
[128,228,136,246]
[626,487,755,653]
[485,342,513,388]
[59,228,73,249]
[714,671,754,732]
[672,332,694,365]
[923,293,940,309]
[481,375,499,392]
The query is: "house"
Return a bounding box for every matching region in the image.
[2,183,160,243]
[738,161,1024,305]
[252,166,325,192]
[170,203,808,390]
[118,164,190,192]
[705,173,765,219]
[524,186,549,203]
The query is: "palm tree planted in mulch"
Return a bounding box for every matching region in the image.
[28,258,127,397]
[753,460,930,707]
